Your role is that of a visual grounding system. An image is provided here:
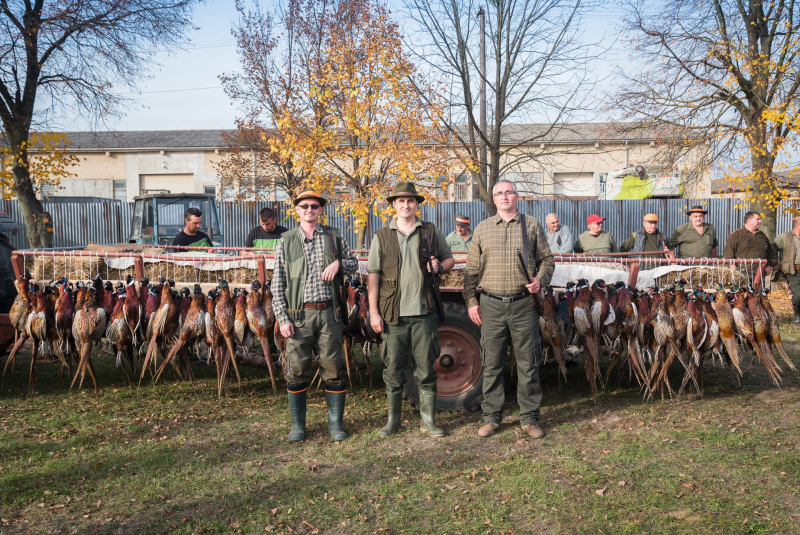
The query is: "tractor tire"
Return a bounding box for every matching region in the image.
[403,301,483,412]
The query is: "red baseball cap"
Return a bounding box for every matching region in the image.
[587,214,605,225]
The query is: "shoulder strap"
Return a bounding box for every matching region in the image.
[520,214,529,271]
[420,221,434,258]
[324,225,340,260]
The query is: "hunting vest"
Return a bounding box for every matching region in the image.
[778,230,798,275]
[375,222,440,325]
[281,226,343,325]
[631,229,666,253]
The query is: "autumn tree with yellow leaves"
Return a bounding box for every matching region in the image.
[616,0,800,239]
[219,0,468,247]
[0,132,79,200]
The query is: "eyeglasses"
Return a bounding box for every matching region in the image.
[297,204,320,210]
[493,190,517,197]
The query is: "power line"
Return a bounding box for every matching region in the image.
[135,86,223,94]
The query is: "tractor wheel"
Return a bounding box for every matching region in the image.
[403,301,483,412]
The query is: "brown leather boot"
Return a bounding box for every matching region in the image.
[478,422,499,437]
[522,422,545,439]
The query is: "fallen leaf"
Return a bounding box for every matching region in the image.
[618,481,626,487]
[595,487,607,496]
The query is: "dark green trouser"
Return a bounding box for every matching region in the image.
[284,307,346,385]
[480,294,543,426]
[787,273,800,308]
[381,311,439,395]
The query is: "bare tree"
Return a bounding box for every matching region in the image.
[404,0,597,214]
[615,0,800,239]
[0,1,202,247]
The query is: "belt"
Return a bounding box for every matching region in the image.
[304,300,332,310]
[482,290,530,303]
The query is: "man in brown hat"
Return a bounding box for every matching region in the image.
[271,189,359,442]
[446,215,472,252]
[367,181,454,437]
[620,213,671,256]
[669,205,718,258]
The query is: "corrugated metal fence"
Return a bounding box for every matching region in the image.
[5,198,800,251]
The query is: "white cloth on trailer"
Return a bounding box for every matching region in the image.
[550,264,699,289]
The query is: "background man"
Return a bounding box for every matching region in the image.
[544,213,574,253]
[620,213,670,255]
[446,215,472,252]
[773,217,800,324]
[724,211,774,275]
[172,207,213,249]
[463,179,554,439]
[271,190,358,442]
[573,215,618,253]
[367,182,454,438]
[669,205,718,258]
[245,207,288,249]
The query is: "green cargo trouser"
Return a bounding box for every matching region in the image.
[480,294,543,426]
[787,273,800,308]
[284,307,346,386]
[381,311,440,396]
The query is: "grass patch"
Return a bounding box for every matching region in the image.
[2,324,800,534]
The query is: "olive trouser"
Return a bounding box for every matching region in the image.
[381,311,440,396]
[284,307,346,386]
[479,293,543,427]
[787,273,800,309]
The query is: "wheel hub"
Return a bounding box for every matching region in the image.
[435,325,482,397]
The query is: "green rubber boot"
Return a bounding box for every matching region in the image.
[325,385,347,441]
[287,385,307,442]
[378,393,403,437]
[419,392,445,437]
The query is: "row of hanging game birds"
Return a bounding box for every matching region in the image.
[3,272,381,397]
[539,279,796,400]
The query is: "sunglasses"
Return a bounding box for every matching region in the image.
[297,204,321,210]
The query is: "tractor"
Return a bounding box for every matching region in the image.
[128,193,223,246]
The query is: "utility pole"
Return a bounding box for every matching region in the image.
[477,6,487,197]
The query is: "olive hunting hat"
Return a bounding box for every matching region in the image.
[686,205,708,215]
[293,189,328,207]
[387,182,425,203]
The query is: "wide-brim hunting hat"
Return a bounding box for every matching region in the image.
[686,205,708,215]
[293,189,328,207]
[387,182,425,203]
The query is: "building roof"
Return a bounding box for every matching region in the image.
[3,122,684,152]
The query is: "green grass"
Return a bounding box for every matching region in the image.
[2,325,800,534]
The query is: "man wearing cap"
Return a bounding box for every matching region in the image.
[271,190,359,442]
[669,205,718,258]
[446,215,472,252]
[463,179,554,439]
[573,215,619,254]
[545,213,574,253]
[620,214,670,255]
[368,182,454,437]
[773,217,800,324]
[723,212,775,274]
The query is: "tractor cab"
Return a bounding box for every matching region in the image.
[128,193,223,246]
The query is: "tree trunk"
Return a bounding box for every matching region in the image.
[750,153,777,240]
[11,140,54,248]
[356,225,367,251]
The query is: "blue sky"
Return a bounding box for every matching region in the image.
[73,0,627,132]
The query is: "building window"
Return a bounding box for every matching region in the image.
[204,185,216,195]
[454,174,472,202]
[113,180,127,202]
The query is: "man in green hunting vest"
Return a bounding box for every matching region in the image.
[367,182,454,437]
[271,190,359,442]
